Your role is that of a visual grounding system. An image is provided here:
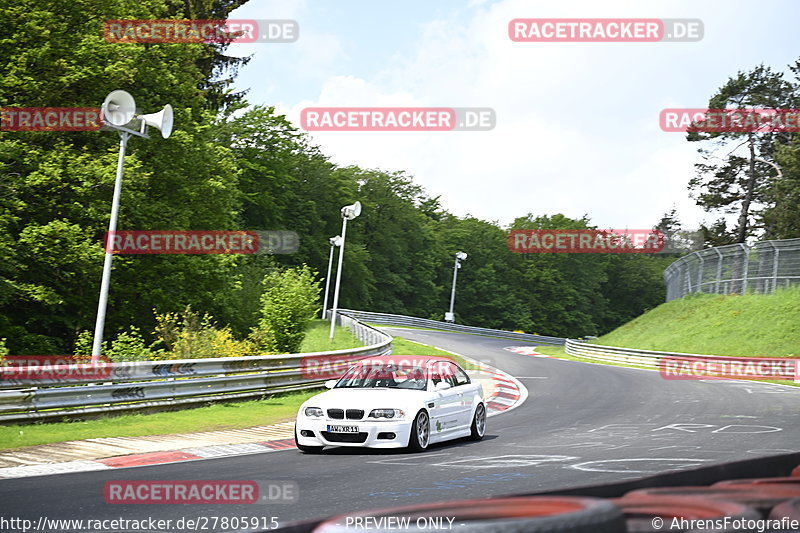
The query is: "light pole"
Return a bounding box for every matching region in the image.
[321,235,343,319]
[329,202,361,339]
[445,251,467,322]
[91,90,173,362]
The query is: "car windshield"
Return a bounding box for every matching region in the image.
[335,362,428,390]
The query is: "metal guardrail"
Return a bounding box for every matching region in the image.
[565,339,670,368]
[0,318,392,423]
[664,238,800,301]
[565,340,800,382]
[337,309,566,345]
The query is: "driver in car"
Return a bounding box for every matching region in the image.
[372,367,396,388]
[407,368,426,390]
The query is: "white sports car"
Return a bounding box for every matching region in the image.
[295,356,485,452]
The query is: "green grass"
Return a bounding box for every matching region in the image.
[390,337,458,357]
[595,286,800,357]
[298,320,363,352]
[0,332,467,451]
[534,287,800,388]
[390,336,473,368]
[0,390,319,451]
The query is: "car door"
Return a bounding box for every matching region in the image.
[427,361,462,439]
[450,363,476,429]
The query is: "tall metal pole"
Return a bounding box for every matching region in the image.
[448,256,459,318]
[445,252,466,322]
[92,131,130,361]
[329,218,348,339]
[321,240,337,319]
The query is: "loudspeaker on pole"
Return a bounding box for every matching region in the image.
[138,104,173,138]
[101,90,137,126]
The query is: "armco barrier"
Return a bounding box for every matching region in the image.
[0,318,391,423]
[565,339,800,383]
[565,339,666,368]
[337,309,566,345]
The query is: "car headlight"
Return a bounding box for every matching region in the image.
[304,407,324,417]
[368,408,405,419]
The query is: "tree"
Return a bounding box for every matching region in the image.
[256,266,321,353]
[687,64,796,242]
[655,207,681,235]
[0,0,249,352]
[759,59,800,239]
[0,0,684,352]
[345,168,440,316]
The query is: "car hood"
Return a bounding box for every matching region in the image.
[309,388,427,410]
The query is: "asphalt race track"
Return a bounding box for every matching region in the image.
[2,327,800,530]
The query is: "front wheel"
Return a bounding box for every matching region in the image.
[407,410,430,452]
[294,426,324,454]
[469,403,486,441]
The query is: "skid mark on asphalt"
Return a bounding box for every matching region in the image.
[698,380,800,394]
[431,455,579,469]
[746,448,797,454]
[509,442,631,451]
[368,451,718,481]
[366,453,453,466]
[367,472,536,499]
[569,457,710,473]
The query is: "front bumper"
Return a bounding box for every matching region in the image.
[296,417,413,449]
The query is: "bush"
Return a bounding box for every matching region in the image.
[256,265,321,353]
[248,323,277,354]
[74,306,266,363]
[0,337,8,365]
[153,306,256,359]
[73,328,158,362]
[106,326,155,362]
[73,330,93,362]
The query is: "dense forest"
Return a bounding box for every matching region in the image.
[2,1,799,355]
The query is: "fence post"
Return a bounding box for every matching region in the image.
[771,243,779,293]
[740,243,749,294]
[697,253,705,294]
[713,248,723,294]
[685,260,693,294]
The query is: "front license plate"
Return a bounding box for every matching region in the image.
[327,425,359,433]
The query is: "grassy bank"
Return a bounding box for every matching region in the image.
[298,320,362,352]
[535,287,799,386]
[595,286,800,357]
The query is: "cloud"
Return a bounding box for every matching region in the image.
[253,0,794,230]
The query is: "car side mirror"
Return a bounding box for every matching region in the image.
[435,381,451,392]
[324,379,337,389]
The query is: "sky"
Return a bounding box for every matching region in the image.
[224,0,799,231]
